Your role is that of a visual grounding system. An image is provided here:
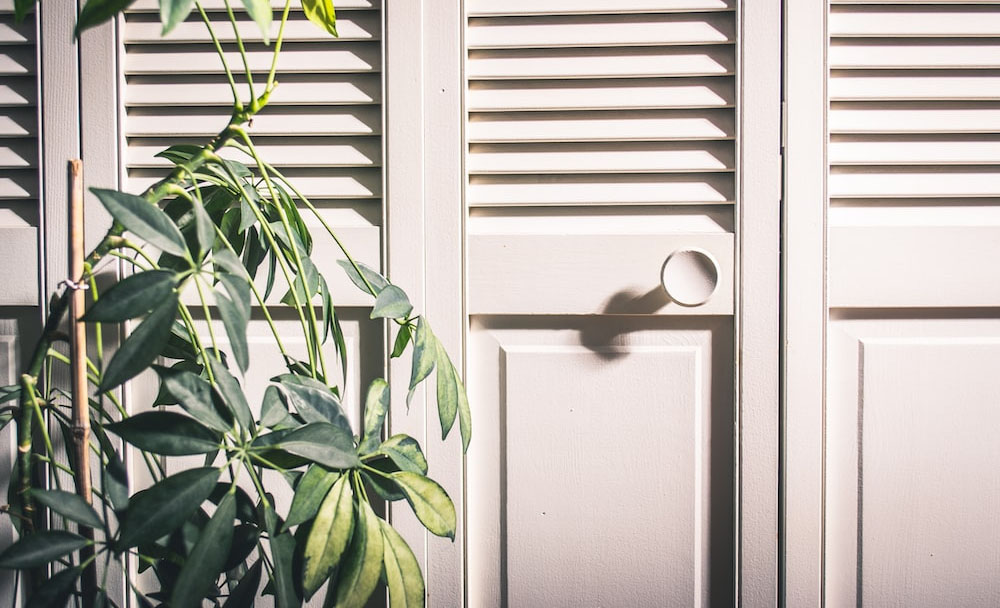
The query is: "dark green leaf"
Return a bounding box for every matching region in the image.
[302,474,354,598]
[107,411,219,455]
[26,566,81,608]
[103,447,130,512]
[252,423,359,470]
[267,510,300,608]
[336,259,388,295]
[370,285,413,320]
[223,523,260,571]
[0,384,20,405]
[91,188,187,258]
[391,472,456,540]
[191,199,215,261]
[159,0,195,34]
[155,366,232,433]
[284,465,338,531]
[379,435,427,475]
[223,559,263,608]
[216,275,251,373]
[14,0,34,24]
[380,520,424,608]
[171,493,235,608]
[32,489,103,529]
[99,292,179,392]
[359,378,389,454]
[162,321,199,360]
[435,344,458,440]
[116,467,221,550]
[362,460,405,502]
[261,385,294,429]
[207,357,253,432]
[241,0,272,43]
[278,381,351,434]
[212,249,246,277]
[0,531,89,569]
[329,499,382,608]
[75,0,136,36]
[301,0,337,36]
[391,324,412,359]
[82,270,177,322]
[407,317,436,405]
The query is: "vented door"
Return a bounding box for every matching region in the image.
[787,1,1000,606]
[464,2,740,606]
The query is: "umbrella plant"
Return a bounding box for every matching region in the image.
[0,1,470,606]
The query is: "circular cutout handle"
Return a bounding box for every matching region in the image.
[660,248,720,307]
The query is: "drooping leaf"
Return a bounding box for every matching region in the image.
[280,255,321,306]
[391,472,456,540]
[362,460,405,502]
[216,274,251,373]
[92,188,188,258]
[190,198,215,261]
[207,356,253,432]
[261,385,294,429]
[284,465,338,531]
[302,474,354,598]
[336,259,388,295]
[82,270,177,322]
[330,498,382,608]
[241,0,272,43]
[391,323,412,359]
[379,435,427,475]
[223,523,259,571]
[32,489,103,529]
[159,0,195,35]
[380,519,425,608]
[300,0,338,36]
[407,317,436,405]
[278,381,351,434]
[99,291,179,392]
[435,344,458,440]
[107,411,220,456]
[155,366,232,433]
[222,559,263,608]
[252,423,359,470]
[171,493,235,608]
[103,447,130,512]
[75,0,136,36]
[370,285,413,320]
[212,249,245,277]
[266,508,300,608]
[116,466,221,550]
[25,566,81,608]
[359,378,389,454]
[13,0,34,24]
[456,370,472,454]
[0,531,89,569]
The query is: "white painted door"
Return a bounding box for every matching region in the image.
[785,1,1000,606]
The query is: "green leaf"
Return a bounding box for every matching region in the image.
[103,447,130,512]
[191,199,215,260]
[14,0,34,24]
[260,385,294,429]
[370,285,413,320]
[380,520,424,608]
[32,489,103,529]
[277,380,351,434]
[107,411,220,455]
[457,371,472,454]
[407,317,437,405]
[212,249,246,277]
[26,566,81,608]
[284,465,338,531]
[391,472,456,540]
[302,474,354,598]
[0,531,89,568]
[159,0,195,34]
[301,0,337,36]
[155,366,232,433]
[435,344,458,441]
[252,423,359,470]
[330,499,382,608]
[336,259,388,295]
[82,270,177,322]
[0,384,20,405]
[391,324,412,359]
[266,511,300,608]
[223,559,263,608]
[207,356,254,432]
[92,188,188,258]
[99,291,179,392]
[379,435,427,475]
[75,0,136,36]
[116,466,221,550]
[171,493,235,608]
[216,274,251,373]
[359,378,389,454]
[223,523,259,571]
[241,0,272,43]
[362,461,405,502]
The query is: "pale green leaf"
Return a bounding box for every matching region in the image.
[336,259,388,295]
[378,435,427,475]
[302,474,354,598]
[370,285,412,320]
[359,378,389,454]
[330,499,383,608]
[241,0,272,43]
[407,317,436,405]
[380,519,424,608]
[391,472,456,540]
[300,0,337,36]
[284,465,338,531]
[159,0,195,35]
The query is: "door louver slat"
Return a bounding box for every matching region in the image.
[466,4,737,207]
[829,2,1000,201]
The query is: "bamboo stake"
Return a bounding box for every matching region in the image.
[68,159,97,606]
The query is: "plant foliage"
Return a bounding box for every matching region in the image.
[2,1,470,606]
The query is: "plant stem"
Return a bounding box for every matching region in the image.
[223,0,256,103]
[264,0,292,98]
[196,1,243,113]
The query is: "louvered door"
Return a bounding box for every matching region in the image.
[464,2,746,606]
[786,1,1000,606]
